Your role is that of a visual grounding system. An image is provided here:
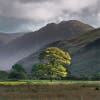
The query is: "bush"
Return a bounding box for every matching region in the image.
[0,71,8,80]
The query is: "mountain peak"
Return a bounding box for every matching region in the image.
[39,20,94,39]
[59,20,82,24]
[46,20,93,27]
[43,20,94,32]
[59,20,94,28]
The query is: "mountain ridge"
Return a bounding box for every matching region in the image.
[0,20,94,70]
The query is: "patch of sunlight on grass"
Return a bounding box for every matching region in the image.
[0,80,100,86]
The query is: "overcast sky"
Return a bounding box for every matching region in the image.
[0,0,100,33]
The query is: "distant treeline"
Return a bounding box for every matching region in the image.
[0,63,100,81]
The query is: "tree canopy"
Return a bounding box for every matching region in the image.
[39,47,71,65]
[12,64,26,73]
[0,71,8,80]
[32,47,71,81]
[9,64,27,80]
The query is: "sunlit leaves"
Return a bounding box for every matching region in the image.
[39,47,71,65]
[32,62,67,80]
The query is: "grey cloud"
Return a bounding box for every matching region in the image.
[0,0,100,33]
[0,16,42,33]
[18,0,52,3]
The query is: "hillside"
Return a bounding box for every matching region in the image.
[0,20,94,70]
[17,28,100,78]
[0,33,24,47]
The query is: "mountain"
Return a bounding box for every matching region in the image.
[0,20,94,70]
[17,28,100,78]
[0,33,24,47]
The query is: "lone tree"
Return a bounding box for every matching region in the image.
[32,47,71,82]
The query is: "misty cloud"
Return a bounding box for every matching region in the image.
[0,0,100,32]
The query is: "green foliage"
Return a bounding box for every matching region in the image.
[12,64,26,73]
[92,73,100,80]
[39,47,71,65]
[0,71,8,80]
[32,63,67,80]
[32,64,45,79]
[9,64,28,80]
[8,71,27,80]
[32,47,71,81]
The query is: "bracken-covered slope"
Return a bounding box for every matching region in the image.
[0,20,94,70]
[17,28,100,78]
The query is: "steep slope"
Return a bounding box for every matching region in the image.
[17,28,100,77]
[50,28,100,78]
[0,33,24,47]
[0,20,94,70]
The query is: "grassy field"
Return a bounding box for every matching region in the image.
[0,80,100,100]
